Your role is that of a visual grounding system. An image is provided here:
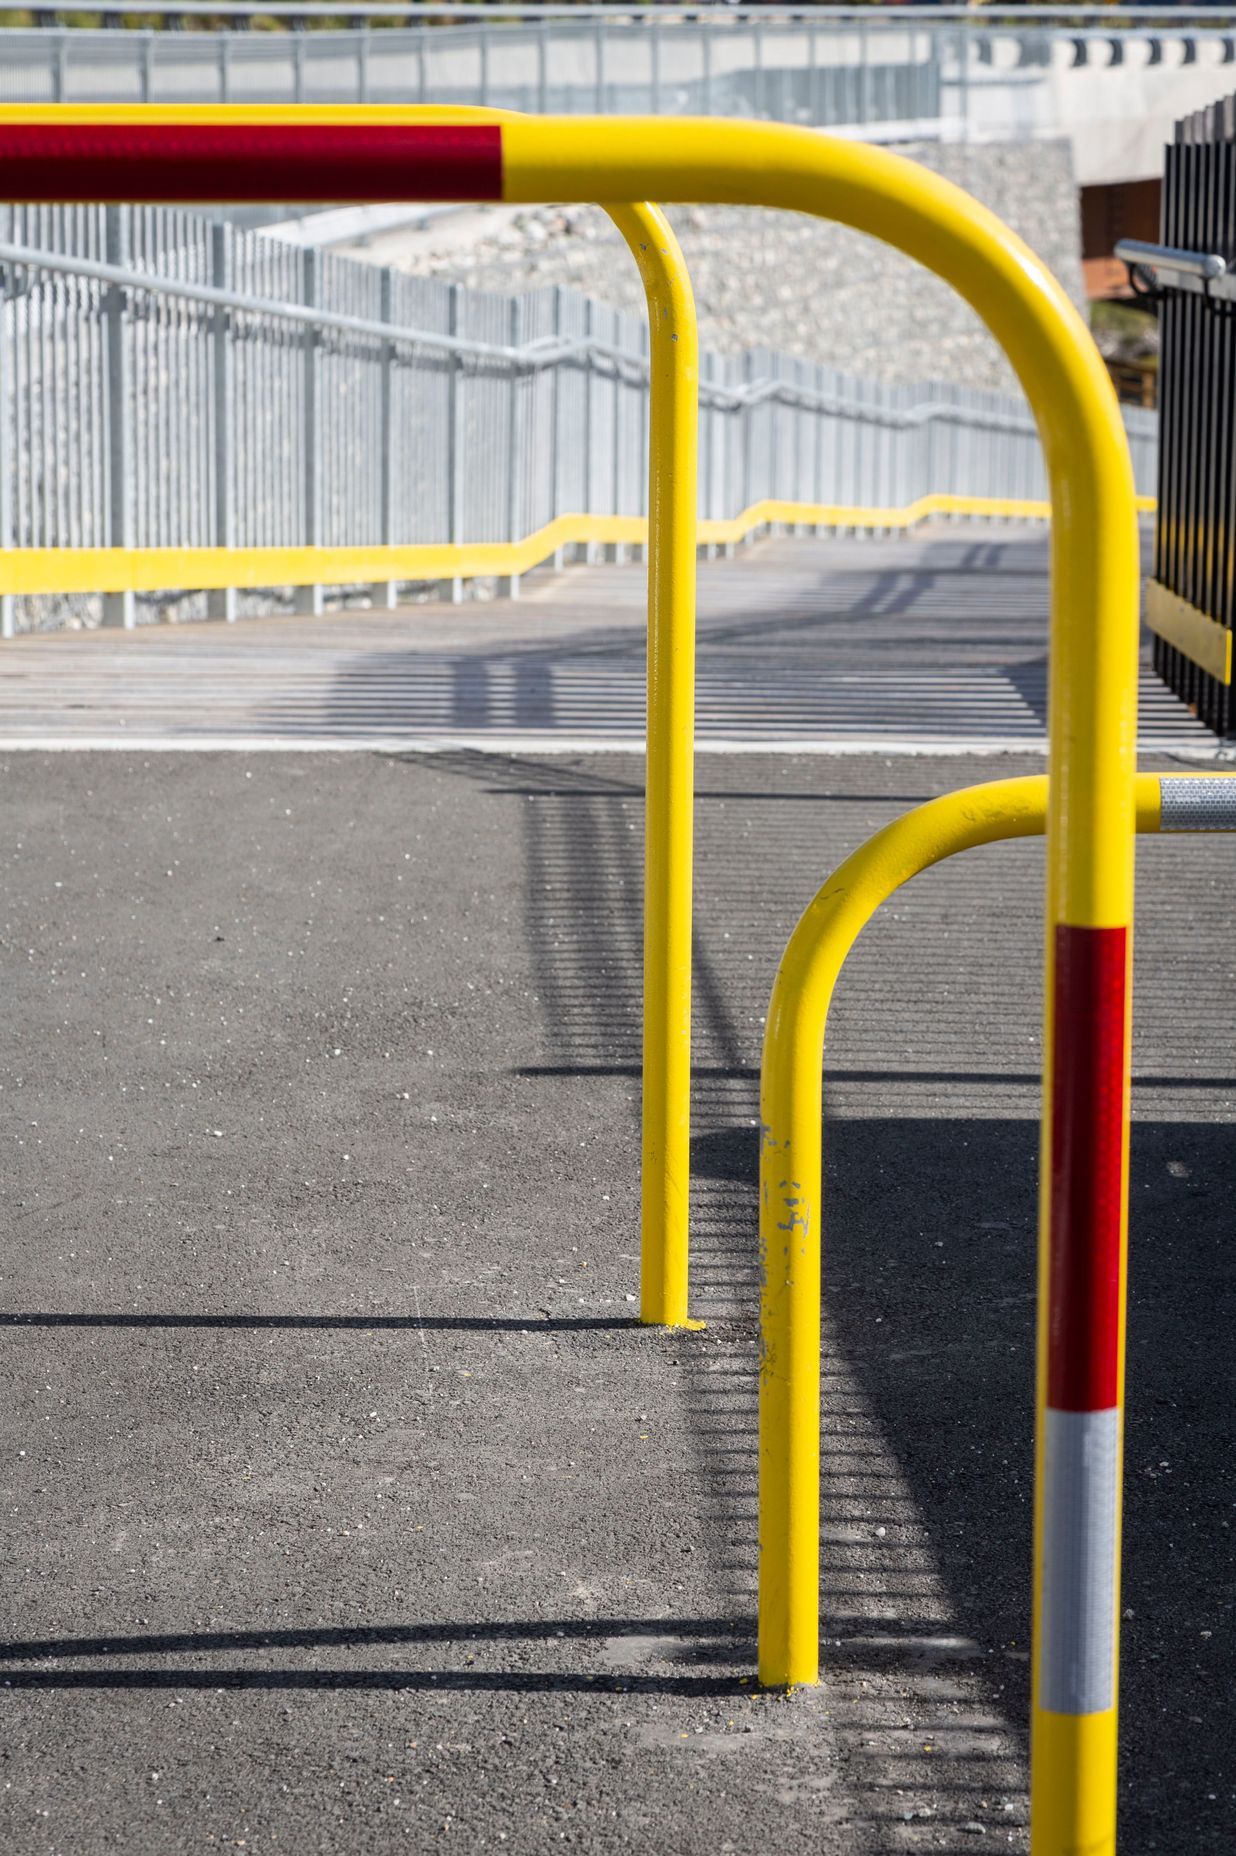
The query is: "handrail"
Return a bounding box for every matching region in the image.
[0,235,1043,435]
[0,109,1141,1852]
[0,490,1159,602]
[0,488,1148,602]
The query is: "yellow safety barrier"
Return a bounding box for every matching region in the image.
[0,108,1142,1850]
[758,770,1236,1709]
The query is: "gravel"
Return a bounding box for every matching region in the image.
[367,140,1086,395]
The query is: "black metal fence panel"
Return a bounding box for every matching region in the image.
[1154,93,1236,738]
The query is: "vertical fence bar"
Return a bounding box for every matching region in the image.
[295,246,322,617]
[102,205,134,629]
[370,265,398,610]
[550,285,567,569]
[207,220,236,622]
[610,329,625,564]
[0,247,11,640]
[501,295,523,599]
[445,280,464,604]
[583,295,598,564]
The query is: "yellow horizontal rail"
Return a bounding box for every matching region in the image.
[1144,576,1233,685]
[1,493,1158,601]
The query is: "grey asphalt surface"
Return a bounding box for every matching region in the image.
[2,743,1233,1854]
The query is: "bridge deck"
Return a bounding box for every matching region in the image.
[0,526,1214,754]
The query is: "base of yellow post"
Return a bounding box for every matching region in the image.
[638,1311,707,1332]
[1031,1708,1118,1856]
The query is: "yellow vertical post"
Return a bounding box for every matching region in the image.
[607,206,699,1329]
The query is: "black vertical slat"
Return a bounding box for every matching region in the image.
[1180,122,1199,715]
[1155,123,1174,708]
[1178,129,1198,711]
[1155,126,1177,707]
[1198,124,1218,731]
[1208,125,1228,732]
[1154,143,1176,596]
[1221,102,1236,734]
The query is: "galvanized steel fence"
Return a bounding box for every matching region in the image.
[0,201,1158,634]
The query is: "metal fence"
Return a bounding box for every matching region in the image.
[0,201,1158,634]
[1144,95,1236,738]
[3,6,1236,144]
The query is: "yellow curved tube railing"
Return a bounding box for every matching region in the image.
[0,108,1142,1855]
[759,768,1236,1819]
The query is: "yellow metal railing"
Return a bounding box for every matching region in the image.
[759,768,1236,1840]
[0,493,1159,601]
[0,107,1144,1853]
[758,773,1236,1643]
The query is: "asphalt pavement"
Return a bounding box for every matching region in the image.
[2,742,1233,1855]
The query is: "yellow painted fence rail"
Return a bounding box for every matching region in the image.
[0,493,1158,602]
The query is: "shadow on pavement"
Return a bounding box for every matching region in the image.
[693,1110,1236,1851]
[0,1313,634,1333]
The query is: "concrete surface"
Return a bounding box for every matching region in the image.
[2,743,1233,1855]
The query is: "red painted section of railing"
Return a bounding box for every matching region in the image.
[1047,922,1128,1414]
[0,122,503,203]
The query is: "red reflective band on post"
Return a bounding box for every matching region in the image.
[1048,923,1128,1413]
[0,123,503,204]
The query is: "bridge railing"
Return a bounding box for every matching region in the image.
[0,201,1157,636]
[5,7,1236,148]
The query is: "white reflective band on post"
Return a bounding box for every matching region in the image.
[1040,1408,1120,1716]
[1158,776,1236,831]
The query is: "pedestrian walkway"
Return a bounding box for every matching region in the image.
[0,528,1217,754]
[1,736,1231,1852]
[2,528,1231,1852]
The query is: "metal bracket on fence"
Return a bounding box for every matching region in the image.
[1116,237,1230,304]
